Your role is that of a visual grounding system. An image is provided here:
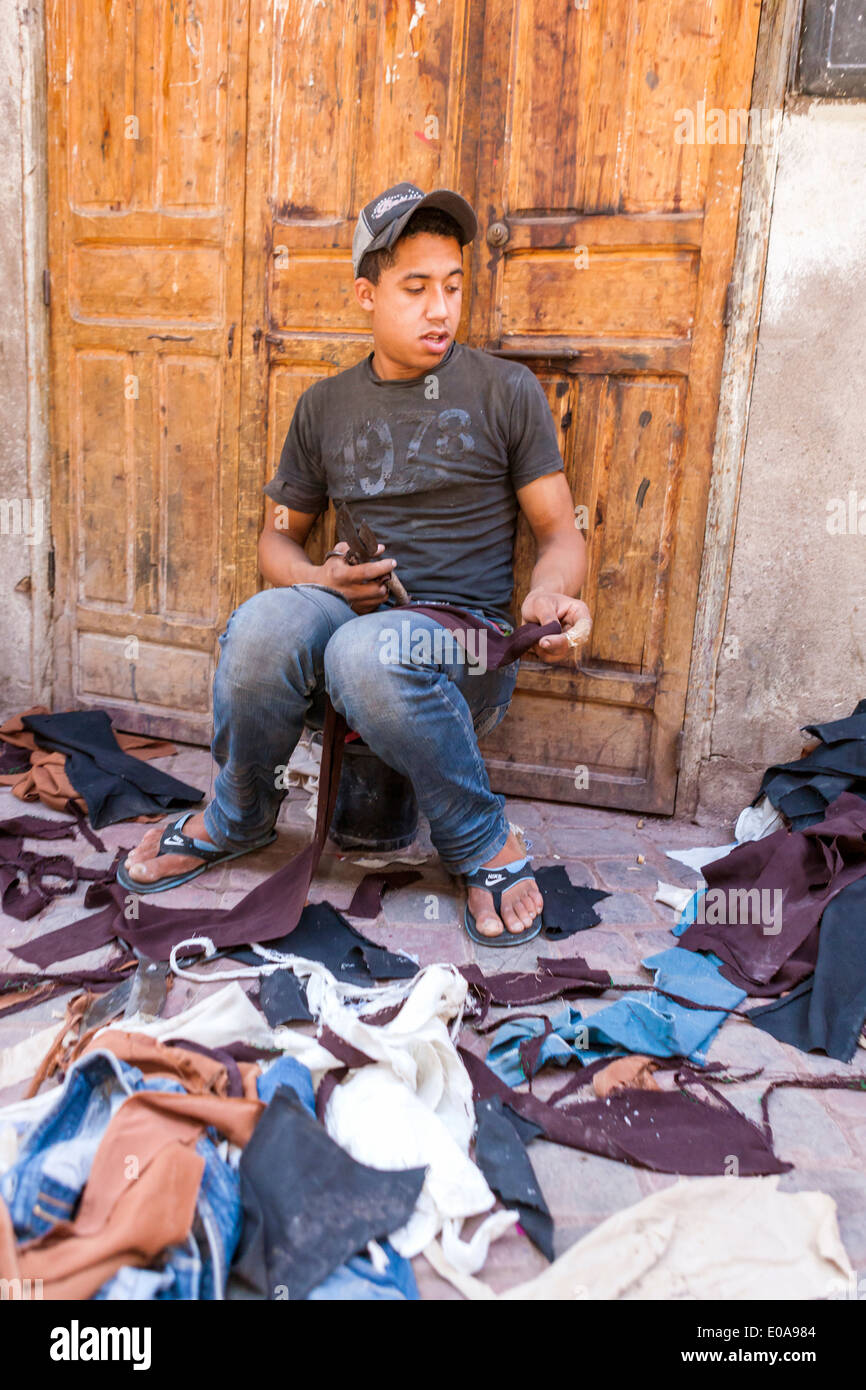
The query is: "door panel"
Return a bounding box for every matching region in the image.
[471,0,761,811]
[235,0,486,601]
[46,0,250,742]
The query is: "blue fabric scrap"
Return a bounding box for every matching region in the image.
[584,949,746,1065]
[486,945,746,1082]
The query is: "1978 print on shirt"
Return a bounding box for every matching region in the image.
[264,342,565,627]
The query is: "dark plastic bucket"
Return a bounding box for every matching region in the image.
[329,740,419,853]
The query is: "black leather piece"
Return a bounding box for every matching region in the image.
[474,1097,554,1261]
[23,710,202,830]
[747,875,866,1061]
[257,971,314,1026]
[760,699,866,830]
[228,1087,425,1301]
[232,901,418,984]
[534,865,609,938]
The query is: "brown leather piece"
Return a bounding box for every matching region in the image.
[10,1142,205,1301]
[3,1082,264,1300]
[77,1029,239,1097]
[24,992,94,1098]
[592,1054,661,1099]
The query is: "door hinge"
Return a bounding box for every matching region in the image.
[674,727,685,770]
[47,546,55,596]
[43,269,50,307]
[722,280,736,328]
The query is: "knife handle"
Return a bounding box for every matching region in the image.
[387,573,411,605]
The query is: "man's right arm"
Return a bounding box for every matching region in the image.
[258,498,325,586]
[257,498,397,614]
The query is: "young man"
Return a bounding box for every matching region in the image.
[120,183,590,944]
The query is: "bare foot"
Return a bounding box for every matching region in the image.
[123,811,216,887]
[466,830,544,939]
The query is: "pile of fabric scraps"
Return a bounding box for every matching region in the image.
[758,699,866,830]
[653,790,866,1065]
[669,793,866,1061]
[653,706,864,908]
[650,708,866,1064]
[2,918,863,1299]
[0,707,202,829]
[0,960,521,1298]
[0,1028,422,1301]
[655,702,866,901]
[1,813,122,922]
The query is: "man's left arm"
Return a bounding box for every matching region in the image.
[516,471,591,664]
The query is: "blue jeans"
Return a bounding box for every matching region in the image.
[202,586,519,876]
[0,1051,187,1241]
[1,1050,241,1301]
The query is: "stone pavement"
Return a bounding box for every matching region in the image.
[2,743,865,1301]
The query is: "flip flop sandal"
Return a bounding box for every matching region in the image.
[116,812,278,896]
[462,856,543,948]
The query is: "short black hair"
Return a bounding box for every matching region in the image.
[357,207,464,284]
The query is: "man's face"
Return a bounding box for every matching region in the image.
[355,232,464,374]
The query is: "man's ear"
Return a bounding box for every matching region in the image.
[354,277,375,314]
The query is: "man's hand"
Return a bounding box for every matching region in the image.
[317,541,397,614]
[521,588,592,664]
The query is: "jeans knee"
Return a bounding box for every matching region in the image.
[216,588,329,694]
[324,618,400,715]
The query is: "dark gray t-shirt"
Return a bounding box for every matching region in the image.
[263,340,564,626]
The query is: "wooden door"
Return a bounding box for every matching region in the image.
[46,0,762,812]
[45,0,250,743]
[238,0,761,813]
[470,0,762,812]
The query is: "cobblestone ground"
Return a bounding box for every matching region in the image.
[2,745,864,1300]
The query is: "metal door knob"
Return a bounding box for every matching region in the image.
[486,220,510,247]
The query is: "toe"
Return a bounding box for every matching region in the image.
[127,852,201,884]
[469,889,505,938]
[501,896,529,934]
[502,884,540,933]
[476,917,505,938]
[125,828,162,866]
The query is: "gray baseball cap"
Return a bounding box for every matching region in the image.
[352,182,477,279]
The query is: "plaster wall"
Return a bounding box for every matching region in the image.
[0,0,51,720]
[698,100,866,819]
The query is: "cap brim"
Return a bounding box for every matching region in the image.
[356,189,477,276]
[400,189,478,245]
